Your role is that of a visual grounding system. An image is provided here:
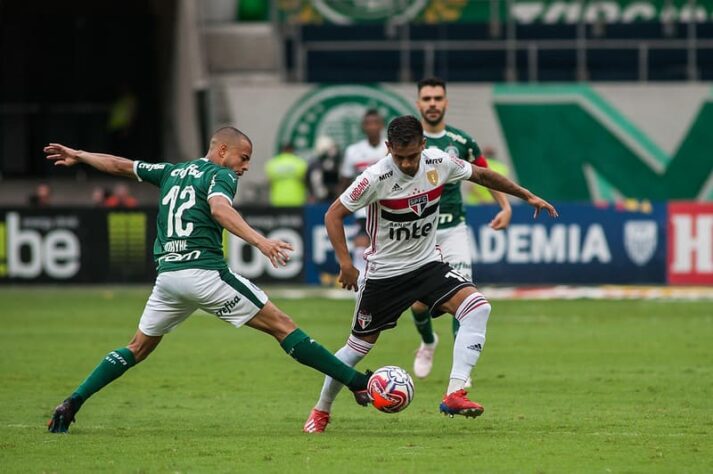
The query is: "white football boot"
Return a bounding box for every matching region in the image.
[413,333,439,378]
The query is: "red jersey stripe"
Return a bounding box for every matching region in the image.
[379,185,444,210]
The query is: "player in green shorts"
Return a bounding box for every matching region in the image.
[44,127,371,433]
[411,78,512,384]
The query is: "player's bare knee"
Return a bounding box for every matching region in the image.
[411,301,428,313]
[353,332,379,344]
[439,287,479,315]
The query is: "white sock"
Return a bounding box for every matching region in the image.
[315,335,374,412]
[447,378,466,394]
[448,292,491,394]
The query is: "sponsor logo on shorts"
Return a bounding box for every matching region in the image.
[216,295,242,317]
[357,310,372,329]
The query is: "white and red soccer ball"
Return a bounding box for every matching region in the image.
[367,366,414,413]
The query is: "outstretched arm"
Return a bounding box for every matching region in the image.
[469,164,558,219]
[325,199,359,292]
[43,143,135,179]
[209,197,293,269]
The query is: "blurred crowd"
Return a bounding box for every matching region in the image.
[27,183,140,208]
[264,111,506,207]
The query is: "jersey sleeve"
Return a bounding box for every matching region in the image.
[207,168,238,205]
[339,145,356,178]
[443,154,473,184]
[133,161,173,187]
[339,170,378,212]
[473,154,489,168]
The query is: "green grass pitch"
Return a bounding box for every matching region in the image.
[1,287,711,473]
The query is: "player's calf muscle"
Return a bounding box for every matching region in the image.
[247,303,297,341]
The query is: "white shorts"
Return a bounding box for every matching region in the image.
[138,268,269,336]
[436,222,473,282]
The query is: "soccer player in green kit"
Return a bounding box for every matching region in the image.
[44,127,371,433]
[411,78,512,384]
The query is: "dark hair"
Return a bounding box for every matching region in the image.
[363,108,381,120]
[417,77,447,92]
[387,115,423,147]
[212,126,252,147]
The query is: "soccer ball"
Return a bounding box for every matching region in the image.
[367,366,414,413]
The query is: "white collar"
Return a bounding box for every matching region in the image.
[423,129,446,139]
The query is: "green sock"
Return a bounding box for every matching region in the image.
[280,329,368,391]
[72,348,136,404]
[412,308,435,344]
[452,316,460,338]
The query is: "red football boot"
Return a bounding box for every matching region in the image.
[303,408,330,433]
[439,389,484,418]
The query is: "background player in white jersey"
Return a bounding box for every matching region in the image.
[44,127,372,433]
[303,116,558,433]
[411,77,512,383]
[338,109,387,289]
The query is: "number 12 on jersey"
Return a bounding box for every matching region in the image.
[162,185,196,237]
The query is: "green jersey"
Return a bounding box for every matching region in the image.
[134,158,238,273]
[424,125,483,229]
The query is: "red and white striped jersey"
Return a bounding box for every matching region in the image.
[339,148,472,279]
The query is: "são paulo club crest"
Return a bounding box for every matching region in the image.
[357,310,372,329]
[409,195,429,216]
[276,85,416,157]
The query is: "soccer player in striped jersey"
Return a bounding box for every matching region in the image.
[44,127,372,433]
[303,116,557,432]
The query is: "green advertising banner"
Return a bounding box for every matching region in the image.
[493,85,713,201]
[277,0,713,24]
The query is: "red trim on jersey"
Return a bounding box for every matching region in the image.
[368,202,378,253]
[474,155,488,168]
[378,185,444,210]
[354,161,374,172]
